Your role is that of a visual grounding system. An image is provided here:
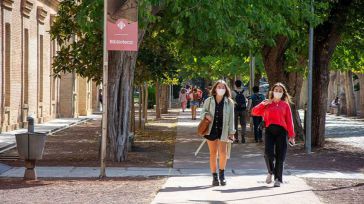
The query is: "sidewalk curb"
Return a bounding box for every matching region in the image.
[1,167,363,179]
[47,118,92,136]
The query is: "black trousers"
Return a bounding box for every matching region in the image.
[264,124,288,182]
[252,116,263,141]
[234,110,247,141]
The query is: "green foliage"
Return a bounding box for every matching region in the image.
[330,8,364,73]
[50,0,363,87]
[151,0,323,83]
[148,86,156,108]
[50,0,165,84]
[135,24,181,85]
[50,0,103,83]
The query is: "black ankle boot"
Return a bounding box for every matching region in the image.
[219,169,226,186]
[212,173,219,186]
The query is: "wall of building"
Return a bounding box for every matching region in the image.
[0,0,97,133]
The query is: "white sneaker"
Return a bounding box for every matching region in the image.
[274,179,281,187]
[266,173,272,184]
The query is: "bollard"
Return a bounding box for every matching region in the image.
[26,116,36,180]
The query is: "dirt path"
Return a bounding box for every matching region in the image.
[0,177,167,204]
[0,112,178,167]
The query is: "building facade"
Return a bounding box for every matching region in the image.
[0,0,97,132]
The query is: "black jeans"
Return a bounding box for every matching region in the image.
[264,124,288,182]
[252,116,263,141]
[234,110,246,141]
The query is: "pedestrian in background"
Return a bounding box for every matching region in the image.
[179,88,188,112]
[232,80,248,143]
[200,80,235,186]
[202,84,212,105]
[186,85,191,109]
[98,89,103,111]
[251,82,295,187]
[250,86,265,143]
[197,87,203,107]
[330,96,340,115]
[190,88,200,120]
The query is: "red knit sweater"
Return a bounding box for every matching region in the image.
[251,100,295,137]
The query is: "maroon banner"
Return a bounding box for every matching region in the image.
[107,0,138,51]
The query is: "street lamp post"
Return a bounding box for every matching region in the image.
[100,0,108,178]
[305,0,314,153]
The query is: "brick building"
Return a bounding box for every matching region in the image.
[0,0,98,132]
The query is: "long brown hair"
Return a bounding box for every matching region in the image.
[210,80,232,99]
[268,82,293,104]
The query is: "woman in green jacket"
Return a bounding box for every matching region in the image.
[200,80,235,186]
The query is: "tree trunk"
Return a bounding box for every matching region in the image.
[155,81,161,119]
[358,74,364,118]
[138,85,142,129]
[311,0,353,147]
[161,85,169,114]
[254,71,262,87]
[229,78,235,89]
[262,35,288,85]
[262,35,305,140]
[344,71,356,116]
[287,72,304,140]
[339,72,347,115]
[143,83,148,122]
[130,86,135,133]
[327,71,339,113]
[160,85,167,114]
[107,51,137,161]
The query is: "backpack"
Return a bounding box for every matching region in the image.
[251,93,264,108]
[234,90,247,111]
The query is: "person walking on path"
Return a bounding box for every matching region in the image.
[250,86,265,143]
[179,88,188,112]
[232,80,248,143]
[98,89,103,111]
[197,87,203,107]
[186,85,191,109]
[201,84,212,105]
[190,88,200,120]
[251,82,295,187]
[330,96,340,115]
[200,80,235,186]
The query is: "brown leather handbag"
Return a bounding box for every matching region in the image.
[197,98,212,136]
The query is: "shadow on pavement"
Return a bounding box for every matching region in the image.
[158,185,212,192]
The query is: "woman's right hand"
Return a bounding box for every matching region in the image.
[205,114,212,122]
[262,99,272,106]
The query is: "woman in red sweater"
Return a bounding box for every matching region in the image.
[251,82,295,187]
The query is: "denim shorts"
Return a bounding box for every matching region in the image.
[190,101,199,106]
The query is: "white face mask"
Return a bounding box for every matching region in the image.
[273,91,283,100]
[216,88,226,96]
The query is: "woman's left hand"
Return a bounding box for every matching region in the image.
[228,134,234,141]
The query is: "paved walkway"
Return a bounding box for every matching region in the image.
[298,110,364,150]
[151,109,363,204]
[1,109,364,203]
[0,115,100,153]
[324,113,364,150]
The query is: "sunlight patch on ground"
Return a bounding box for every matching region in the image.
[177,121,199,128]
[147,123,177,128]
